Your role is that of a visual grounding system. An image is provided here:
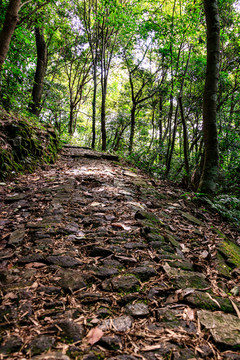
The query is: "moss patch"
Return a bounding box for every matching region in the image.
[185,291,234,313]
[0,107,61,179]
[216,253,232,278]
[217,238,240,268]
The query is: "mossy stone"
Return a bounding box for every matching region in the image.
[163,264,209,289]
[216,253,232,278]
[217,237,240,268]
[164,232,181,249]
[135,210,160,223]
[185,291,234,313]
[198,310,240,348]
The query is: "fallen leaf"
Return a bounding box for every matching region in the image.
[90,202,102,207]
[4,292,18,300]
[182,307,195,321]
[25,262,46,268]
[31,281,39,289]
[111,222,131,231]
[200,250,209,259]
[86,327,104,345]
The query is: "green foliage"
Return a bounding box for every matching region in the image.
[0,0,239,214]
[201,195,240,227]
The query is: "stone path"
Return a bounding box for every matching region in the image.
[0,147,240,359]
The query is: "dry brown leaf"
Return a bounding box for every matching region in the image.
[182,307,195,321]
[86,327,104,345]
[25,262,46,268]
[31,281,39,289]
[112,222,131,231]
[200,250,209,259]
[4,292,18,300]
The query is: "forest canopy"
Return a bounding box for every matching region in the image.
[0,0,239,197]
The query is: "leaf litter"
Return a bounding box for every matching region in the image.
[0,147,239,359]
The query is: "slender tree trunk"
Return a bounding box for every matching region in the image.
[91,55,97,149]
[178,96,189,183]
[101,78,107,151]
[158,95,163,143]
[147,105,156,153]
[165,94,173,167]
[199,0,220,194]
[29,27,48,116]
[0,0,21,73]
[69,103,75,135]
[129,105,136,154]
[166,104,179,176]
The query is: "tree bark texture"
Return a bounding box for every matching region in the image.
[0,0,21,72]
[101,81,107,150]
[91,58,97,149]
[199,0,220,194]
[29,27,48,117]
[178,96,189,183]
[129,105,136,154]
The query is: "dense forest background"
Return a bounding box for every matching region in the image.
[0,0,239,200]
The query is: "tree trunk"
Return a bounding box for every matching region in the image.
[91,58,97,149]
[129,105,136,154]
[178,96,189,184]
[165,94,173,168]
[101,79,107,151]
[165,104,179,176]
[29,27,48,117]
[0,0,21,72]
[69,103,75,135]
[158,94,163,143]
[199,0,220,194]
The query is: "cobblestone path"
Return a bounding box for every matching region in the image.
[0,146,240,359]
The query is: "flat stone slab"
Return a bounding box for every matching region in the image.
[95,266,119,279]
[29,335,55,355]
[145,233,165,242]
[155,307,196,333]
[166,259,193,271]
[46,255,82,267]
[111,275,140,292]
[163,263,209,289]
[217,237,240,268]
[5,193,27,202]
[198,310,240,348]
[99,315,133,332]
[135,210,161,224]
[18,254,45,264]
[9,229,25,245]
[52,319,85,342]
[57,270,87,291]
[0,336,23,355]
[76,292,112,304]
[125,303,149,317]
[130,266,157,281]
[180,211,203,225]
[88,247,113,257]
[124,242,148,250]
[184,290,234,313]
